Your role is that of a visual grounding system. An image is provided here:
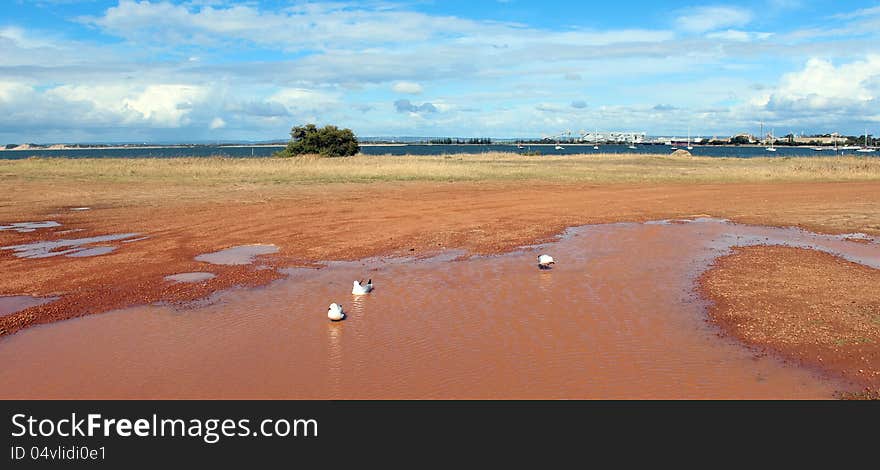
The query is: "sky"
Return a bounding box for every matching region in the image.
[2,0,880,143]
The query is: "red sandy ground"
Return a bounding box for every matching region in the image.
[2,180,879,390]
[699,245,880,392]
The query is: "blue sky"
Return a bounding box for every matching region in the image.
[2,0,880,143]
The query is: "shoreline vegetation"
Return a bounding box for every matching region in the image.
[2,153,880,185]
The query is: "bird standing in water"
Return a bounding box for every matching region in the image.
[327,303,346,321]
[537,254,556,269]
[352,279,373,295]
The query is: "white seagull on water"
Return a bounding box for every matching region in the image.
[352,279,373,295]
[327,303,346,321]
[537,254,555,269]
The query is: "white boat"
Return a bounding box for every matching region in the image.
[856,129,875,152]
[766,128,777,152]
[517,144,525,149]
[555,144,564,150]
[687,127,693,150]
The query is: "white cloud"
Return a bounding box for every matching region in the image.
[0,26,57,49]
[1,82,211,131]
[209,117,226,129]
[128,85,208,126]
[831,5,880,20]
[269,88,339,110]
[0,25,118,67]
[676,6,753,33]
[4,1,880,141]
[732,56,880,132]
[769,56,879,109]
[706,29,772,42]
[79,0,487,51]
[0,81,33,102]
[391,81,424,94]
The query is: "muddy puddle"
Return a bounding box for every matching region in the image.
[0,221,61,233]
[195,244,279,265]
[0,295,58,317]
[0,219,877,399]
[1,233,142,259]
[165,272,217,283]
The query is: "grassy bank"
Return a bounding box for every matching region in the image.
[3,152,880,185]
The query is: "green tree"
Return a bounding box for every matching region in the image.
[729,135,751,145]
[278,124,359,157]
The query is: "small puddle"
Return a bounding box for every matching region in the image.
[838,233,874,243]
[0,220,876,399]
[65,246,117,257]
[1,233,142,259]
[0,296,58,317]
[70,207,91,211]
[0,221,61,233]
[165,272,217,283]
[195,244,279,265]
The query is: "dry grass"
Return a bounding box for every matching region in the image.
[2,152,880,186]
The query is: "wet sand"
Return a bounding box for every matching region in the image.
[700,245,880,391]
[1,180,879,397]
[0,219,876,399]
[2,181,880,337]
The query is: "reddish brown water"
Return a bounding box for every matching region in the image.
[0,219,876,399]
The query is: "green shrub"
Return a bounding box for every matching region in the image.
[277,124,359,157]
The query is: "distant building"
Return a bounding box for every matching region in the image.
[574,131,646,143]
[791,135,847,145]
[606,132,647,143]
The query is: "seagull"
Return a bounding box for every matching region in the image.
[327,303,346,321]
[537,254,555,269]
[352,279,373,295]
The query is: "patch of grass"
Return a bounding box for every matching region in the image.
[831,337,874,346]
[2,153,880,186]
[837,388,880,400]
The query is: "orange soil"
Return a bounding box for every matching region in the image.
[2,180,879,375]
[699,245,880,391]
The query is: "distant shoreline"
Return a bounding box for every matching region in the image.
[0,144,285,151]
[0,143,418,151]
[0,143,864,151]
